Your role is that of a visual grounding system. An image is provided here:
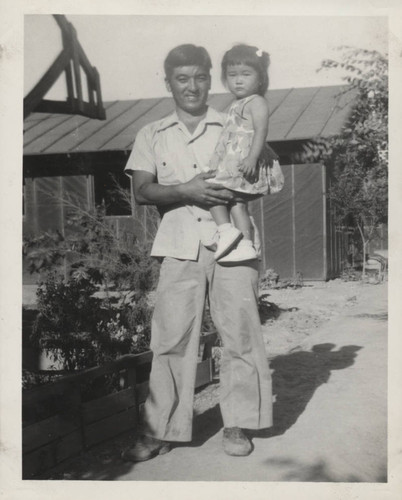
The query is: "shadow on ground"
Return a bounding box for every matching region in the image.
[44,343,363,479]
[183,343,363,449]
[249,343,363,439]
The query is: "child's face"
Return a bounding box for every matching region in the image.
[225,63,260,99]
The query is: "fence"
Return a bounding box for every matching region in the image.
[22,332,216,479]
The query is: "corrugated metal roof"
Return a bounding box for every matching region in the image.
[23,85,358,156]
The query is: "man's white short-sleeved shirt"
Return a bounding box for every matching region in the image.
[124,106,226,260]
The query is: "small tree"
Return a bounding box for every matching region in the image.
[303,47,388,276]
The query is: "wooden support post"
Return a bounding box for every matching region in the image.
[94,68,106,119]
[87,76,95,108]
[61,26,75,104]
[70,24,84,113]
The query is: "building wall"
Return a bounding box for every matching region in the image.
[23,175,93,237]
[23,175,94,283]
[250,163,348,281]
[23,170,159,284]
[23,159,347,284]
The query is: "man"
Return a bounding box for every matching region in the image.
[122,44,273,461]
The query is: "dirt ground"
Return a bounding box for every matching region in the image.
[43,278,388,482]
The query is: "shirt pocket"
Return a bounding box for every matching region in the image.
[155,152,178,185]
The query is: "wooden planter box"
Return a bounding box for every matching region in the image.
[22,332,217,479]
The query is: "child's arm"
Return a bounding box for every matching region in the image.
[240,96,270,181]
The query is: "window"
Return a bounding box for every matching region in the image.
[93,170,132,216]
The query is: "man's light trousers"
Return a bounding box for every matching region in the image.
[142,245,273,441]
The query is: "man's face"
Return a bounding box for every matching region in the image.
[165,65,211,115]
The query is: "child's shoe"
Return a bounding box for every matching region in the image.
[218,240,257,263]
[214,225,243,260]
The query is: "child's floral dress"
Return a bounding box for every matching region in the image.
[208,94,281,195]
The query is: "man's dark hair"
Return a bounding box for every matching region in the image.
[164,44,212,80]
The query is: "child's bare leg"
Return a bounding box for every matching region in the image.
[209,205,231,226]
[229,201,253,240]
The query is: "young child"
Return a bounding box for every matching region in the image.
[207,44,281,262]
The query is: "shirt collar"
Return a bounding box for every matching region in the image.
[156,105,225,133]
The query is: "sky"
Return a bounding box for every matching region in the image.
[23,15,388,102]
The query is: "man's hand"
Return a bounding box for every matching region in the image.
[181,172,235,207]
[132,170,239,208]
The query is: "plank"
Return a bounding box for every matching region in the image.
[34,99,102,118]
[126,365,137,389]
[84,407,137,448]
[82,388,136,424]
[136,381,149,404]
[23,351,153,407]
[23,414,79,454]
[23,430,82,479]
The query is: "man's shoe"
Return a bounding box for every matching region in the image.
[121,434,171,462]
[222,427,253,456]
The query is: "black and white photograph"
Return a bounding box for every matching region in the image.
[1,1,402,499]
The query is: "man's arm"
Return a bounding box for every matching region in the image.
[131,170,237,207]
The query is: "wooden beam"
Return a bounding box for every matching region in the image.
[23,414,79,453]
[84,408,137,449]
[82,388,136,424]
[23,48,72,118]
[34,98,105,119]
[87,77,95,108]
[24,14,106,120]
[33,99,76,115]
[23,430,82,479]
[54,15,97,83]
[23,351,153,407]
[70,23,84,109]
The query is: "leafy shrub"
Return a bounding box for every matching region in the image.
[259,269,304,290]
[23,204,160,294]
[22,369,60,391]
[30,272,154,372]
[259,268,279,289]
[24,204,160,373]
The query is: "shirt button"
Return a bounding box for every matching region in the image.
[193,164,197,169]
[197,218,202,222]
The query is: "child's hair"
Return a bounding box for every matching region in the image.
[164,44,212,81]
[221,44,270,96]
